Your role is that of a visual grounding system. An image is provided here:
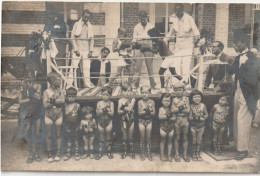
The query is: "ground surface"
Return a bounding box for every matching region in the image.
[1,119,260,173]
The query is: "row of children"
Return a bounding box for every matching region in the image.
[22,71,230,164]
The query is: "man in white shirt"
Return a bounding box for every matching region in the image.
[68,9,95,88]
[132,11,157,89]
[164,4,200,83]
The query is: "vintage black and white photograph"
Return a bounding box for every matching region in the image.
[1,1,260,173]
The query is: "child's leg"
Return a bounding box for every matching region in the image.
[96,123,105,160]
[74,127,80,160]
[174,127,181,157]
[33,117,42,161]
[182,125,189,160]
[26,119,34,164]
[89,135,95,159]
[212,122,218,154]
[160,128,167,158]
[108,66,124,85]
[196,127,205,161]
[45,117,54,162]
[190,127,197,160]
[105,120,113,159]
[128,122,135,158]
[138,122,146,160]
[167,130,174,161]
[55,117,62,152]
[121,124,128,159]
[146,122,152,160]
[218,126,225,153]
[82,135,89,158]
[64,125,73,161]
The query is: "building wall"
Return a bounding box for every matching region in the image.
[202,3,216,41]
[122,3,139,38]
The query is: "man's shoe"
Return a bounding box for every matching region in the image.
[235,151,248,161]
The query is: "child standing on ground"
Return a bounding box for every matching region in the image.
[138,85,155,161]
[171,82,190,162]
[63,87,81,161]
[95,86,115,160]
[118,83,136,159]
[43,72,65,163]
[189,90,208,161]
[80,106,97,159]
[210,95,230,155]
[159,93,176,162]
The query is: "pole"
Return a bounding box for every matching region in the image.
[197,54,203,91]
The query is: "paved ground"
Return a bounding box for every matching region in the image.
[1,119,260,173]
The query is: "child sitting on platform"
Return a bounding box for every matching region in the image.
[80,106,97,159]
[63,87,81,161]
[106,27,134,87]
[189,90,208,161]
[159,93,176,162]
[210,95,230,155]
[138,85,155,161]
[118,83,136,159]
[171,82,190,162]
[95,86,115,160]
[43,72,65,163]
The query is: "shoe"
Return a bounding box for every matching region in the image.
[160,155,167,162]
[95,152,103,160]
[183,155,190,162]
[35,154,42,162]
[235,151,248,161]
[89,153,95,159]
[129,144,135,159]
[175,154,181,162]
[54,152,61,162]
[81,153,88,159]
[168,155,173,162]
[26,153,34,164]
[75,152,80,161]
[63,152,71,161]
[47,153,54,163]
[107,152,113,159]
[121,144,128,159]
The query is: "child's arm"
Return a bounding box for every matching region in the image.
[117,99,125,115]
[112,39,120,53]
[96,101,103,117]
[138,100,146,116]
[210,105,217,121]
[200,103,209,121]
[18,90,30,104]
[124,98,136,112]
[79,120,84,130]
[158,107,167,120]
[55,90,65,105]
[171,98,179,113]
[43,91,53,108]
[150,100,156,116]
[188,109,193,121]
[181,97,190,114]
[107,102,114,117]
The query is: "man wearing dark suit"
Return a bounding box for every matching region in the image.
[204,41,234,89]
[90,47,111,86]
[228,28,260,160]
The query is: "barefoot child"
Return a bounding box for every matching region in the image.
[189,90,208,161]
[138,85,155,161]
[43,72,65,163]
[80,106,97,159]
[118,83,136,159]
[95,86,115,160]
[159,93,176,162]
[210,95,229,155]
[171,82,190,162]
[63,87,81,161]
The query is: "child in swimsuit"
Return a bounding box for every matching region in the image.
[118,83,136,159]
[80,106,97,159]
[210,95,229,155]
[95,86,115,160]
[43,72,65,163]
[63,87,81,161]
[171,81,190,162]
[159,93,176,162]
[138,85,155,161]
[189,90,208,161]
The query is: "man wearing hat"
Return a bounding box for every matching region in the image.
[228,27,260,160]
[132,10,157,91]
[44,5,67,67]
[164,4,200,84]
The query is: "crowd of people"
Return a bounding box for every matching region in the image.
[17,3,260,165]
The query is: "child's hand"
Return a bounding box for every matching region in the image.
[170,115,177,122]
[144,107,150,115]
[49,98,56,104]
[102,107,108,113]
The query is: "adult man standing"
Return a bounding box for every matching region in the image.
[132,11,157,90]
[68,9,95,88]
[204,41,234,90]
[44,6,67,67]
[164,4,200,84]
[228,28,260,160]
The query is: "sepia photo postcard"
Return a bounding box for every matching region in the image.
[1,0,260,173]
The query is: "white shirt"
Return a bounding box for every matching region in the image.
[99,57,109,75]
[132,22,154,42]
[164,12,199,49]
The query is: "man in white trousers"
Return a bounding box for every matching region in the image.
[164,4,200,84]
[228,28,260,160]
[68,9,95,88]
